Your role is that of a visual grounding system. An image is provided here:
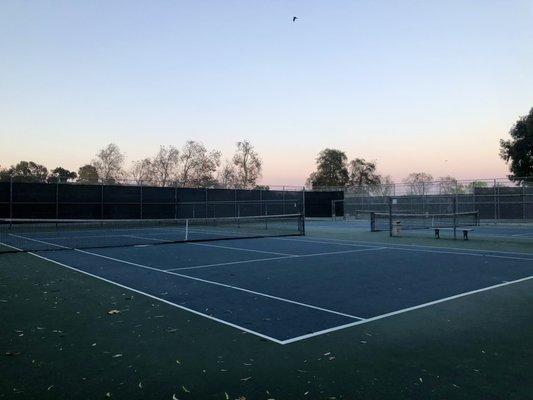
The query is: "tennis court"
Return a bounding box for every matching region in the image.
[2,216,532,344]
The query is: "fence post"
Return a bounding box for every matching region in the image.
[100,182,104,222]
[523,183,526,220]
[234,188,237,218]
[140,180,143,220]
[302,186,306,218]
[493,179,498,222]
[56,179,59,220]
[9,176,13,222]
[282,186,286,215]
[174,185,178,220]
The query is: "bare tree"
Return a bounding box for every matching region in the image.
[178,141,221,187]
[232,140,262,189]
[438,176,465,194]
[403,172,433,195]
[129,158,153,185]
[217,161,238,188]
[370,175,395,196]
[92,143,124,184]
[151,145,180,187]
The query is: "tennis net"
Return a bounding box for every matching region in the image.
[0,214,305,254]
[370,211,479,232]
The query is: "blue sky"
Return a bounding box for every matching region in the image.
[1,0,532,185]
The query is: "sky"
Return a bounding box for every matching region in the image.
[1,0,532,186]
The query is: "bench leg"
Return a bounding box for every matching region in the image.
[463,230,468,240]
[434,229,440,239]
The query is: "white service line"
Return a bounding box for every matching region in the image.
[8,233,70,249]
[25,250,287,345]
[170,246,387,272]
[185,241,295,256]
[68,248,364,320]
[275,236,533,260]
[280,275,533,344]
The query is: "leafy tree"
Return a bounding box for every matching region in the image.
[254,185,270,190]
[472,180,488,188]
[403,172,433,195]
[306,149,349,188]
[438,176,465,194]
[77,164,100,184]
[348,158,381,191]
[500,107,533,183]
[47,167,77,183]
[92,143,124,184]
[232,140,262,189]
[3,161,48,182]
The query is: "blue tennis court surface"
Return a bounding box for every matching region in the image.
[21,234,533,344]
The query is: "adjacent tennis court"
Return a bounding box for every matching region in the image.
[2,216,531,344]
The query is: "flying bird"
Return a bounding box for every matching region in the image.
[292,16,298,22]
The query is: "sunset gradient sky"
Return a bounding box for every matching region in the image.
[1,1,532,185]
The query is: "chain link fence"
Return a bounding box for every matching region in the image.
[330,177,533,223]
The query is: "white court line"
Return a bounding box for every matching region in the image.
[280,275,533,344]
[19,250,287,345]
[71,248,364,320]
[8,231,365,321]
[7,233,532,345]
[185,241,295,256]
[169,246,387,272]
[275,236,533,260]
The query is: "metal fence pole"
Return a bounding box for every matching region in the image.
[302,186,306,218]
[174,185,178,220]
[493,179,498,223]
[100,182,104,222]
[140,180,143,220]
[9,176,13,222]
[56,180,59,219]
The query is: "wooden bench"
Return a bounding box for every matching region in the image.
[434,228,473,240]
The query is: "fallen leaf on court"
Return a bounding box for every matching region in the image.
[224,392,229,399]
[105,392,112,398]
[138,382,143,389]
[240,377,252,382]
[323,352,331,356]
[47,385,54,391]
[175,359,181,364]
[236,397,246,400]
[5,352,20,357]
[304,392,309,396]
[181,386,190,393]
[418,378,423,383]
[107,310,120,315]
[172,394,179,400]
[112,354,123,358]
[91,343,96,347]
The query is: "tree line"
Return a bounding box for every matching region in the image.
[0,140,263,189]
[1,108,531,190]
[304,148,486,195]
